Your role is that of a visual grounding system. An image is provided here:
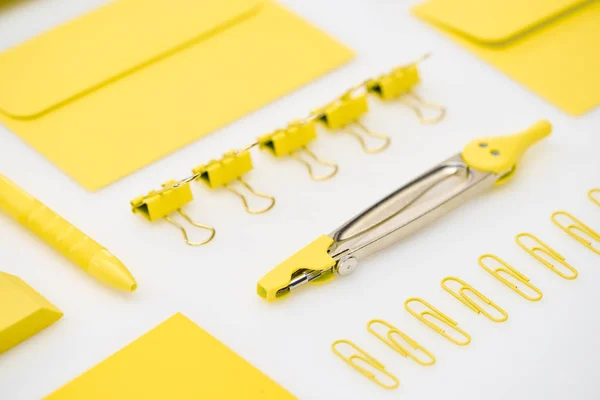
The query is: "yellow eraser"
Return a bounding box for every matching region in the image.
[0,272,63,354]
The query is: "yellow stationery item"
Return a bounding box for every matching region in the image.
[412,0,600,116]
[366,319,436,366]
[312,88,390,153]
[479,254,543,301]
[552,211,600,255]
[192,149,275,214]
[366,54,446,124]
[441,277,508,322]
[131,180,215,246]
[258,120,338,181]
[404,298,471,346]
[46,313,296,399]
[0,174,137,292]
[590,189,600,206]
[0,272,63,354]
[257,121,550,302]
[0,0,353,191]
[331,339,400,390]
[516,233,578,280]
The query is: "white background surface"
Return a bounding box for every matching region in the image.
[1,0,599,399]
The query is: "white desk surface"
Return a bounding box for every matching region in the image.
[1,1,599,399]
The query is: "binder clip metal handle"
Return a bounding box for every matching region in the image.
[257,121,551,301]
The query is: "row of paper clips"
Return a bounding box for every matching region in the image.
[332,189,600,390]
[130,54,446,246]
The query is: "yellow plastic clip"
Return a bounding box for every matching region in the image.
[131,180,215,246]
[366,54,445,124]
[404,298,471,346]
[367,319,436,366]
[441,277,508,323]
[193,149,275,214]
[589,189,600,207]
[331,339,400,390]
[462,120,552,185]
[478,254,543,301]
[552,211,600,255]
[313,90,390,154]
[516,233,578,280]
[258,120,338,181]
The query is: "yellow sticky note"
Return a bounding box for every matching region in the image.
[413,0,600,116]
[0,0,353,191]
[0,272,63,354]
[46,313,296,399]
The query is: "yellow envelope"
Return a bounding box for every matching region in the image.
[46,313,296,399]
[412,0,600,116]
[0,0,353,191]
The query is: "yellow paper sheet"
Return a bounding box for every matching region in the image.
[413,0,600,116]
[46,313,296,399]
[0,0,353,190]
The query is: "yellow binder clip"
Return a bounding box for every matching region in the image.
[257,120,338,181]
[441,277,508,323]
[589,189,600,207]
[552,211,600,255]
[367,319,436,366]
[313,88,390,154]
[193,149,275,214]
[367,54,446,124]
[516,233,578,280]
[404,298,471,346]
[131,180,215,246]
[331,339,399,390]
[478,254,543,301]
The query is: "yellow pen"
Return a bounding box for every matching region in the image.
[0,174,137,292]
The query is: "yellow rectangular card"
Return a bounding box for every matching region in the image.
[413,0,600,116]
[46,313,296,399]
[0,0,353,190]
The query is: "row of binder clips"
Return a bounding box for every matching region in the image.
[332,189,600,390]
[130,55,446,246]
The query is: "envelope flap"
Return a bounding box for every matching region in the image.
[0,0,263,119]
[413,0,590,45]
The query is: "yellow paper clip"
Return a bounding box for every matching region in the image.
[367,319,435,366]
[589,189,600,207]
[404,298,471,346]
[313,89,390,154]
[331,339,399,390]
[552,211,600,255]
[478,254,543,301]
[367,54,446,124]
[258,120,338,181]
[131,180,215,246]
[516,233,578,280]
[193,149,275,214]
[441,277,508,322]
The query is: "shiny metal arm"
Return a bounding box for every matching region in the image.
[328,153,498,276]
